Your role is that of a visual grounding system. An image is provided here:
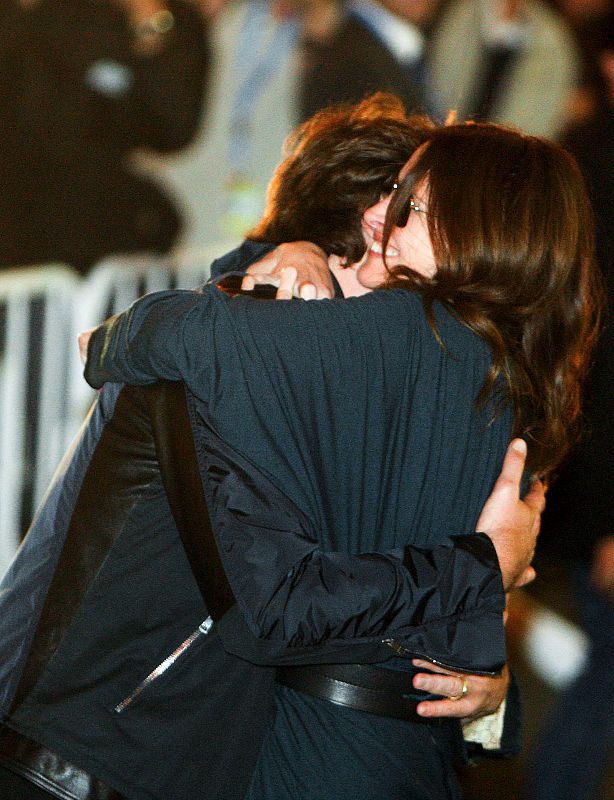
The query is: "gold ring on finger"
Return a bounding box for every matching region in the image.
[448,676,469,701]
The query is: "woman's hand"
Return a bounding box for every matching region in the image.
[412,660,510,721]
[242,242,334,299]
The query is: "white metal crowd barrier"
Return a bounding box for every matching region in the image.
[0,247,229,578]
[0,265,78,575]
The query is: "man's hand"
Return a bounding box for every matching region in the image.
[412,659,509,720]
[477,439,546,591]
[78,327,96,365]
[242,242,333,299]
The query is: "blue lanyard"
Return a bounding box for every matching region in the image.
[227,1,299,178]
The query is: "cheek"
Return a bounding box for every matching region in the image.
[418,230,436,265]
[415,240,436,277]
[401,223,435,272]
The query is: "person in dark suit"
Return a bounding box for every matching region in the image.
[0,0,209,274]
[298,0,442,121]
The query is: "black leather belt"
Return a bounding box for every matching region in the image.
[0,725,124,800]
[276,663,441,724]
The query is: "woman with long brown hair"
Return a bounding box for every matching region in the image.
[81,120,601,799]
[356,121,601,482]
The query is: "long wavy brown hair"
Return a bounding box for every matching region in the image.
[249,93,431,263]
[383,122,603,478]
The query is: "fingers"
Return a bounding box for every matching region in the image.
[474,437,544,590]
[512,565,537,589]
[246,251,281,277]
[246,242,334,299]
[413,666,508,720]
[274,270,319,300]
[309,278,334,300]
[524,479,547,514]
[411,659,451,675]
[298,282,317,300]
[413,671,466,698]
[493,438,527,498]
[240,274,256,291]
[475,439,528,535]
[78,328,95,365]
[414,671,474,719]
[416,697,473,719]
[276,267,297,300]
[239,270,320,301]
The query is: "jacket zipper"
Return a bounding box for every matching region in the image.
[381,639,498,677]
[115,617,213,713]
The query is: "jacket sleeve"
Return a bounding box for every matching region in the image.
[215,530,505,674]
[85,289,212,389]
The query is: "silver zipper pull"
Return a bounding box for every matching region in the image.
[115,616,213,713]
[382,638,411,657]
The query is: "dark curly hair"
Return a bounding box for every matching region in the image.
[248,93,431,264]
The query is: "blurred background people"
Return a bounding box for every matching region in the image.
[523,15,614,800]
[0,0,210,275]
[145,0,591,257]
[299,0,443,121]
[428,0,580,138]
[555,0,614,122]
[144,0,445,254]
[142,0,301,250]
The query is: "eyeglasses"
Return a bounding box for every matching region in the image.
[380,182,428,227]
